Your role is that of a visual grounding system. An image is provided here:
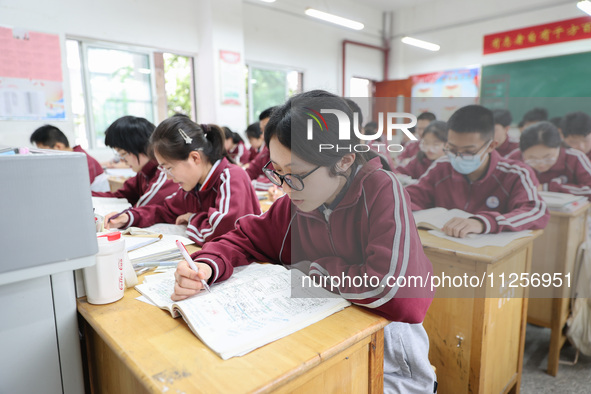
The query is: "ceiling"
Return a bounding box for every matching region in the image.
[359,0,434,11]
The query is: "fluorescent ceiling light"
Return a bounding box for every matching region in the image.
[305,8,364,30]
[260,0,276,3]
[577,0,591,16]
[401,36,440,52]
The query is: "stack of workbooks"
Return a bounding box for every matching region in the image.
[127,234,194,264]
[538,191,588,212]
[135,263,351,360]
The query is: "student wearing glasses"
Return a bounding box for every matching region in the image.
[171,90,437,393]
[507,121,591,198]
[92,116,178,207]
[395,120,447,179]
[104,117,261,246]
[406,105,549,238]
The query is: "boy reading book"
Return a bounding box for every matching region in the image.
[406,105,549,238]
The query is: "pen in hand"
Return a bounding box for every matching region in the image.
[108,208,130,223]
[175,240,211,293]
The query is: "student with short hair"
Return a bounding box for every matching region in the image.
[396,121,447,179]
[520,107,548,130]
[245,122,264,160]
[561,111,591,162]
[406,105,549,238]
[223,126,250,165]
[492,109,519,157]
[397,112,436,164]
[245,106,278,191]
[92,116,178,206]
[508,121,591,198]
[30,124,107,191]
[170,90,436,392]
[104,117,261,246]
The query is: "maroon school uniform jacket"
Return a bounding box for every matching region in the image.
[397,140,420,162]
[507,148,591,198]
[228,141,250,165]
[406,150,549,233]
[245,146,274,191]
[92,160,178,207]
[367,140,396,170]
[73,145,104,184]
[248,145,263,162]
[495,137,519,157]
[122,158,261,246]
[191,157,434,323]
[395,155,434,179]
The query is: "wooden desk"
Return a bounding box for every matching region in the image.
[77,272,388,393]
[527,203,589,376]
[420,230,542,394]
[107,176,127,192]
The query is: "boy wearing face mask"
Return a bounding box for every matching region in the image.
[406,105,549,238]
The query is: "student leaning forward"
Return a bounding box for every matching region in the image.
[171,90,437,393]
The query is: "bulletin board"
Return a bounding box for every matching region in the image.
[410,67,480,120]
[0,26,65,120]
[480,51,591,122]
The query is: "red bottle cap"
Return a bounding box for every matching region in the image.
[97,231,122,241]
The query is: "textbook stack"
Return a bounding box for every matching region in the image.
[538,191,588,213]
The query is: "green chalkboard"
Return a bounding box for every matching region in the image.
[481,51,591,124]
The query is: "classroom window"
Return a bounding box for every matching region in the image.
[66,39,196,150]
[86,47,154,148]
[246,65,303,124]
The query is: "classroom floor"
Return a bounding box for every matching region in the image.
[520,324,591,393]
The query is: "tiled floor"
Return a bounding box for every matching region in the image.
[521,324,591,393]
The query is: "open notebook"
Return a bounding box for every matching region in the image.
[538,191,587,212]
[412,207,473,231]
[91,196,131,217]
[135,263,350,360]
[412,208,532,248]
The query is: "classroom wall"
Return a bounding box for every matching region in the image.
[243,1,384,95]
[0,0,383,151]
[390,0,588,79]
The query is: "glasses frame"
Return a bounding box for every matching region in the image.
[158,164,175,177]
[443,139,492,160]
[263,161,321,191]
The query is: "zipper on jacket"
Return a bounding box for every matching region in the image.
[463,183,472,211]
[321,206,339,255]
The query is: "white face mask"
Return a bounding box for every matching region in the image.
[446,140,492,175]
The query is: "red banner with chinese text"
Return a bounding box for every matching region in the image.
[483,16,591,55]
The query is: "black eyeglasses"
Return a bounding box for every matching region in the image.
[263,161,320,191]
[443,139,492,160]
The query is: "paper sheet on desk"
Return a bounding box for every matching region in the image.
[428,230,532,248]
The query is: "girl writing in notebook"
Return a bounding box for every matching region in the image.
[104,117,261,246]
[396,120,448,179]
[171,90,436,392]
[92,116,178,206]
[507,121,591,198]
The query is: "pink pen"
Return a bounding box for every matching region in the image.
[175,240,211,292]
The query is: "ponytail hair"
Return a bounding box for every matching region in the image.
[265,90,390,174]
[150,116,231,164]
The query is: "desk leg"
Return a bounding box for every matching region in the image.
[369,329,384,394]
[547,297,566,376]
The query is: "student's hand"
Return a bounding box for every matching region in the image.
[537,184,543,191]
[267,185,283,202]
[172,260,213,301]
[175,212,194,225]
[242,163,250,169]
[103,212,129,229]
[442,217,484,238]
